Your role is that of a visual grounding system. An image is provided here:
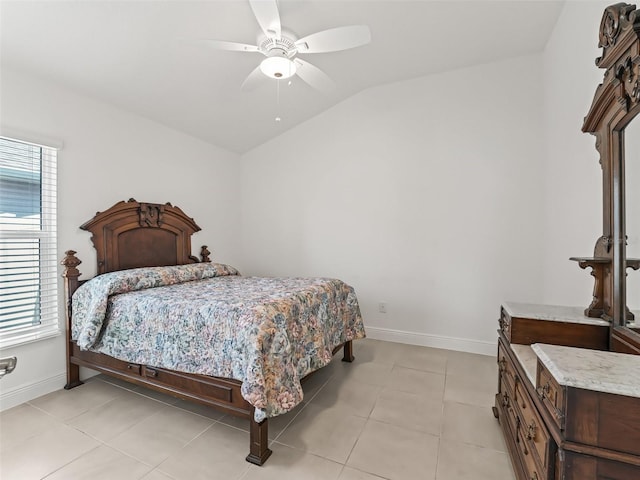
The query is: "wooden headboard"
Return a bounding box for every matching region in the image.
[80,198,210,274]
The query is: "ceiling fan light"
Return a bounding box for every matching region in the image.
[260,56,296,79]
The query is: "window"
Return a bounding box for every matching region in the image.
[0,136,59,347]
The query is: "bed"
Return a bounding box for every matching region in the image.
[61,198,365,465]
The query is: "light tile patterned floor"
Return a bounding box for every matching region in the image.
[0,339,516,480]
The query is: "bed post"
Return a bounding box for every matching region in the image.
[342,340,354,362]
[200,245,211,263]
[246,417,272,465]
[61,250,83,390]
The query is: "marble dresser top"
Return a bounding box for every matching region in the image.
[503,302,610,326]
[511,344,537,385]
[531,343,640,398]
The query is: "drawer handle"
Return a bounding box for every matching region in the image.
[498,358,507,373]
[526,421,537,441]
[531,473,538,480]
[499,316,510,330]
[126,363,139,372]
[502,392,509,407]
[145,367,158,378]
[536,381,551,399]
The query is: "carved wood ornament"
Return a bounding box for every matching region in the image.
[138,203,165,227]
[581,3,640,335]
[80,198,203,274]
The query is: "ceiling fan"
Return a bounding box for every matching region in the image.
[207,0,371,93]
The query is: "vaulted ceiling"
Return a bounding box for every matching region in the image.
[1,1,564,153]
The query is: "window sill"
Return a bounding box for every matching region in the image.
[0,326,62,350]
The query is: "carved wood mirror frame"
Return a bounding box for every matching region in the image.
[583,3,640,353]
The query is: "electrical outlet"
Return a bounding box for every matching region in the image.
[378,302,387,314]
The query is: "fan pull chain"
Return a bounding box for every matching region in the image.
[275,79,281,123]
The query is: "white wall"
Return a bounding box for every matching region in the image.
[0,68,241,409]
[240,54,546,354]
[541,1,640,309]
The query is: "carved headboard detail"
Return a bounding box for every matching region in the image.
[138,203,165,228]
[80,198,205,274]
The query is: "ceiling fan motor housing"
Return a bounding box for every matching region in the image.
[259,35,297,56]
[266,47,289,59]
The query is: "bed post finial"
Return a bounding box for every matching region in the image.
[61,250,83,390]
[62,250,81,277]
[201,245,211,263]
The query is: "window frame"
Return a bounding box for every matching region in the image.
[0,135,60,348]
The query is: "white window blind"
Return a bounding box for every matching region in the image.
[0,136,59,347]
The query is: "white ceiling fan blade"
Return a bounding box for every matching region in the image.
[295,25,371,54]
[249,0,281,39]
[206,40,260,53]
[241,65,268,91]
[294,58,336,94]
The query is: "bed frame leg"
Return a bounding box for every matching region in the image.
[246,417,272,466]
[62,251,84,390]
[342,340,354,363]
[64,362,83,390]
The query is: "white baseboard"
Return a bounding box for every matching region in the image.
[364,326,497,356]
[0,372,66,411]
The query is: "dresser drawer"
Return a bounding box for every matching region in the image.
[536,361,565,430]
[514,377,552,470]
[497,375,518,433]
[498,303,609,350]
[497,342,520,435]
[516,416,546,480]
[502,388,521,438]
[498,341,518,390]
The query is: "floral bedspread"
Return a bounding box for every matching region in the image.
[71,263,366,421]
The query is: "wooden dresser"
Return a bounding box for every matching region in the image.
[495,302,640,480]
[493,4,640,478]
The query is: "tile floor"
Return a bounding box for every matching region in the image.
[0,339,516,480]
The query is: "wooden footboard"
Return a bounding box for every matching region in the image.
[65,338,274,465]
[64,334,352,465]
